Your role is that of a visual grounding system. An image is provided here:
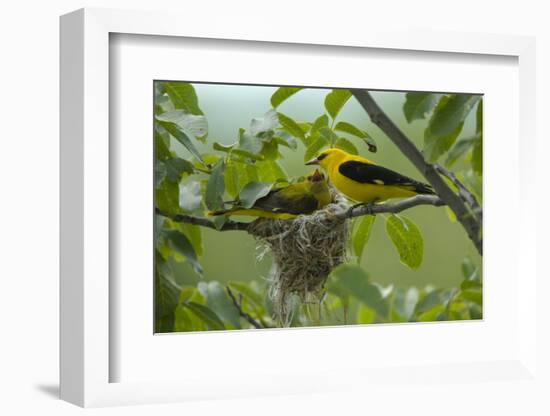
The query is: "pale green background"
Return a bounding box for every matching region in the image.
[172,83,481,290]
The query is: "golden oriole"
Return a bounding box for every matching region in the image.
[209,169,332,219]
[305,148,434,203]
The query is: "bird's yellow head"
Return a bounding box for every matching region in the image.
[305,148,349,170]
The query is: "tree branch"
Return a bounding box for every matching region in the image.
[155,208,249,231]
[226,287,265,329]
[350,89,482,254]
[337,195,444,219]
[156,195,444,233]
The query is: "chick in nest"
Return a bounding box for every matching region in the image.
[209,170,332,219]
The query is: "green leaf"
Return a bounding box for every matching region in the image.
[472,139,482,175]
[228,281,264,310]
[273,131,298,150]
[178,223,203,257]
[257,160,287,182]
[460,279,481,291]
[329,264,388,318]
[444,136,478,168]
[469,304,482,319]
[163,82,203,115]
[224,160,239,198]
[427,94,480,137]
[205,159,225,210]
[182,302,225,330]
[335,137,358,155]
[334,121,377,152]
[154,81,165,100]
[213,142,264,161]
[155,257,180,333]
[461,257,479,281]
[385,214,423,269]
[212,215,228,230]
[311,114,329,132]
[403,92,442,123]
[245,163,259,182]
[155,130,171,161]
[179,181,202,213]
[199,153,221,168]
[353,216,376,262]
[334,121,365,137]
[356,304,376,324]
[418,304,446,322]
[238,182,274,208]
[476,100,483,135]
[157,120,204,163]
[156,179,180,216]
[392,287,419,321]
[156,110,208,140]
[155,162,167,188]
[304,134,329,162]
[459,289,482,306]
[318,127,338,146]
[461,170,482,201]
[164,157,194,183]
[424,121,463,163]
[238,131,264,155]
[224,159,257,198]
[277,112,305,140]
[414,289,455,321]
[249,109,279,136]
[174,304,199,332]
[445,206,457,223]
[297,122,312,134]
[414,288,445,315]
[261,140,279,160]
[423,94,480,162]
[203,281,241,328]
[163,230,202,274]
[271,87,302,108]
[324,89,351,120]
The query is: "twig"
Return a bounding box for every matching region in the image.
[155,207,249,231]
[156,195,444,233]
[350,89,482,255]
[434,164,482,223]
[338,194,444,219]
[226,287,264,329]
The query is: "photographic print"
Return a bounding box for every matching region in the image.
[154,82,482,333]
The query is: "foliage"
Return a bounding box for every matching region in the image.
[403,92,483,190]
[154,82,483,332]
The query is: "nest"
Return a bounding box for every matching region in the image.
[247,196,349,326]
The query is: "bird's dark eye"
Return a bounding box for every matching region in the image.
[317,154,327,161]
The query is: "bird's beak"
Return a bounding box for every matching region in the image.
[305,158,319,166]
[309,169,324,182]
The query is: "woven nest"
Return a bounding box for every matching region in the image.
[247,195,349,326]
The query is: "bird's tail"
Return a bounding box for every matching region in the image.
[208,208,235,217]
[208,207,297,219]
[413,182,436,195]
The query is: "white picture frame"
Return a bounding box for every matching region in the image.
[60,7,541,408]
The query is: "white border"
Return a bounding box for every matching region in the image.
[112,34,518,384]
[60,8,538,407]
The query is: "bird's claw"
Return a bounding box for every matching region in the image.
[348,201,376,217]
[364,201,375,215]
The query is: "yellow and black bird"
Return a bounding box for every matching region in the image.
[306,148,434,204]
[209,170,332,219]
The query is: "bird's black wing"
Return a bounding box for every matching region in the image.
[339,160,434,195]
[253,189,318,215]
